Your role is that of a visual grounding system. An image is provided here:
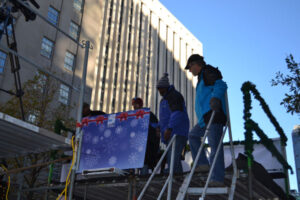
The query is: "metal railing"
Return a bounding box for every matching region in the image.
[177,92,238,200]
[137,135,177,200]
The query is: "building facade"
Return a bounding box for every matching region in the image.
[0,0,202,126]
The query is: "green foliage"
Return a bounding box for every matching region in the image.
[0,72,75,199]
[241,81,291,171]
[0,72,75,132]
[271,54,300,116]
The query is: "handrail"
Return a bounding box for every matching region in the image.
[225,91,238,200]
[137,135,177,200]
[177,91,238,200]
[176,111,216,200]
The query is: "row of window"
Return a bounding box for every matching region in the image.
[0,37,76,74]
[1,0,82,123]
[47,5,80,40]
[41,37,76,71]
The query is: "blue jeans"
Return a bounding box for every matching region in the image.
[166,135,187,174]
[188,124,225,182]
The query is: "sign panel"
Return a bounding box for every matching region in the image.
[78,108,150,173]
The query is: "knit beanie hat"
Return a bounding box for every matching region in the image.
[157,73,170,88]
[132,97,143,107]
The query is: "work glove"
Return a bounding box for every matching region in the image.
[210,97,221,111]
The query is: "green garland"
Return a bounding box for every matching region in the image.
[241,81,291,171]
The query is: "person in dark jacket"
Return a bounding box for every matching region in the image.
[185,54,227,186]
[132,97,160,175]
[157,73,190,174]
[82,103,106,118]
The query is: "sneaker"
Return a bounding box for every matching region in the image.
[195,164,210,173]
[208,180,225,187]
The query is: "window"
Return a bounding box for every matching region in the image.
[73,0,83,11]
[69,22,79,40]
[41,37,54,58]
[34,71,47,92]
[0,50,7,73]
[27,110,40,124]
[64,52,75,71]
[48,6,59,25]
[59,84,69,105]
[28,114,37,123]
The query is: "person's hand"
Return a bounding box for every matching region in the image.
[210,97,221,111]
[164,129,172,141]
[156,127,161,138]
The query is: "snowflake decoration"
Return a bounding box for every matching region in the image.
[104,129,112,138]
[101,136,118,154]
[130,119,139,127]
[137,146,143,152]
[130,132,136,138]
[130,131,147,152]
[92,136,99,145]
[115,126,123,135]
[128,152,138,164]
[108,156,117,165]
[141,119,149,130]
[86,149,91,155]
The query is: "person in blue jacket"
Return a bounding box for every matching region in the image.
[185,54,227,186]
[156,73,190,174]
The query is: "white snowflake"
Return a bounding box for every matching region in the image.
[108,156,117,165]
[130,132,136,138]
[137,146,143,152]
[104,129,112,138]
[100,136,104,141]
[130,131,147,152]
[101,136,118,154]
[115,126,123,135]
[86,149,91,155]
[141,119,149,130]
[92,136,99,145]
[128,152,138,164]
[130,119,139,127]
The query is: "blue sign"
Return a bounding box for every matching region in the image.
[77,108,150,173]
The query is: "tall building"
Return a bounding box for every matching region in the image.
[0,0,202,126]
[292,125,300,192]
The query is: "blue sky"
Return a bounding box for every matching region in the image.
[160,0,300,191]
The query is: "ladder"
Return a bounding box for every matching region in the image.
[176,92,238,200]
[137,135,177,200]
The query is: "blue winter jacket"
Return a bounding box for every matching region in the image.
[159,85,190,144]
[195,67,228,128]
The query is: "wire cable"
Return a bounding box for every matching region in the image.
[0,164,10,200]
[56,136,75,200]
